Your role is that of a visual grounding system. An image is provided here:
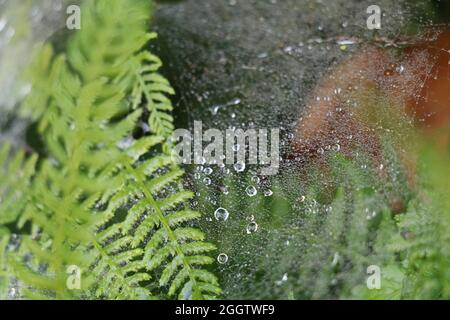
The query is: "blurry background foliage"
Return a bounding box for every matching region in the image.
[0,0,450,299]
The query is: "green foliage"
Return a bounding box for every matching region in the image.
[390,147,450,299]
[0,144,38,228]
[0,145,37,299]
[195,146,449,300]
[0,0,219,300]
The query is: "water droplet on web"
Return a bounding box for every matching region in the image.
[234,161,245,172]
[203,177,211,185]
[333,144,340,152]
[331,252,340,267]
[264,189,273,197]
[246,221,258,234]
[366,211,377,220]
[246,186,257,197]
[214,207,229,221]
[210,105,220,115]
[217,253,229,264]
[396,65,405,74]
[257,52,268,59]
[203,167,213,175]
[284,46,293,54]
[220,186,229,195]
[276,273,288,285]
[251,176,260,184]
[8,287,17,298]
[230,98,241,106]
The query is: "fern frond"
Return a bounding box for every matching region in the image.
[127,51,175,139]
[0,229,11,299]
[0,143,39,299]
[0,143,38,228]
[9,0,219,300]
[93,132,220,298]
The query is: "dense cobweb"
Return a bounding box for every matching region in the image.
[153,0,448,299]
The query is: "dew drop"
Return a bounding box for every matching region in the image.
[214,207,229,221]
[396,65,405,74]
[264,189,273,197]
[333,143,341,152]
[257,52,268,59]
[210,105,220,115]
[217,253,229,264]
[245,186,257,197]
[230,98,241,105]
[331,252,340,267]
[234,161,246,172]
[220,186,229,195]
[366,211,377,220]
[276,273,288,285]
[246,221,259,234]
[251,176,260,184]
[203,167,213,175]
[203,177,211,185]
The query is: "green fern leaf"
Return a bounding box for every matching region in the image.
[4,0,220,300]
